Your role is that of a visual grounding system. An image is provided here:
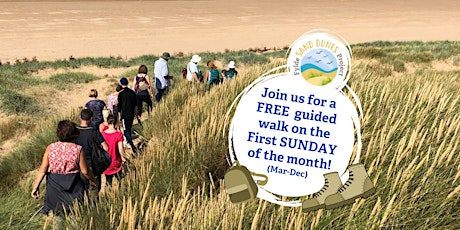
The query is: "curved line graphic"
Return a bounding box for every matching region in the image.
[301,63,337,73]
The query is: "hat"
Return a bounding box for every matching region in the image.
[161,52,170,60]
[120,77,128,86]
[228,61,235,68]
[191,54,201,63]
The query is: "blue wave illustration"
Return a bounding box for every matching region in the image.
[301,64,337,73]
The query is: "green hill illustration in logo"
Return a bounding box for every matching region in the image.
[301,48,337,86]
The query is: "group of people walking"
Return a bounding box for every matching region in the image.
[185,54,238,87]
[30,53,239,220]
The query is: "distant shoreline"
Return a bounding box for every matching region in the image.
[1,0,459,62]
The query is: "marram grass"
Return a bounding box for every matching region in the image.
[64,61,459,229]
[0,42,459,229]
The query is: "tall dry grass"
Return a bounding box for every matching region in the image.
[55,60,460,229]
[1,42,459,229]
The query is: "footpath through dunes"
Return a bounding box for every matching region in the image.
[36,66,137,113]
[0,48,275,164]
[0,65,136,158]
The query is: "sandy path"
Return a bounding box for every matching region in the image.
[41,66,136,112]
[1,0,459,63]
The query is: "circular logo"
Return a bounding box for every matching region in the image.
[288,29,351,89]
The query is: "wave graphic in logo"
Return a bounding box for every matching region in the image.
[301,64,338,73]
[300,48,337,86]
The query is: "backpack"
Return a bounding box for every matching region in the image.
[209,69,220,85]
[224,163,258,204]
[197,71,204,83]
[209,69,220,81]
[185,62,204,82]
[182,68,187,79]
[224,161,268,204]
[225,69,238,79]
[90,130,111,175]
[135,75,149,93]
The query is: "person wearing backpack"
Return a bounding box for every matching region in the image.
[72,109,109,201]
[154,52,173,102]
[222,60,238,82]
[186,54,203,83]
[205,60,221,88]
[132,65,153,120]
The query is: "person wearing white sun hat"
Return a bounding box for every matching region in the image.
[186,54,203,83]
[222,60,238,81]
[228,60,236,69]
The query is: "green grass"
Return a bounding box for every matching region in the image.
[392,59,406,73]
[48,72,100,90]
[321,77,332,85]
[0,116,33,144]
[0,110,80,194]
[0,57,132,115]
[0,190,44,229]
[0,69,42,89]
[0,88,41,115]
[352,40,460,63]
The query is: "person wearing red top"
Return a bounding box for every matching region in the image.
[99,108,110,133]
[101,114,126,185]
[31,120,97,215]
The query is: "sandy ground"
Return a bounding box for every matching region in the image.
[0,66,134,156]
[33,66,137,111]
[1,0,459,63]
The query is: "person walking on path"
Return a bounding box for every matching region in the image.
[107,84,122,123]
[118,77,138,153]
[222,60,238,82]
[101,114,125,186]
[31,120,97,215]
[85,89,106,129]
[73,109,109,200]
[98,108,110,133]
[205,60,221,88]
[132,65,153,119]
[186,54,203,83]
[154,52,173,102]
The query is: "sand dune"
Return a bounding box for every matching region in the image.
[0,0,459,62]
